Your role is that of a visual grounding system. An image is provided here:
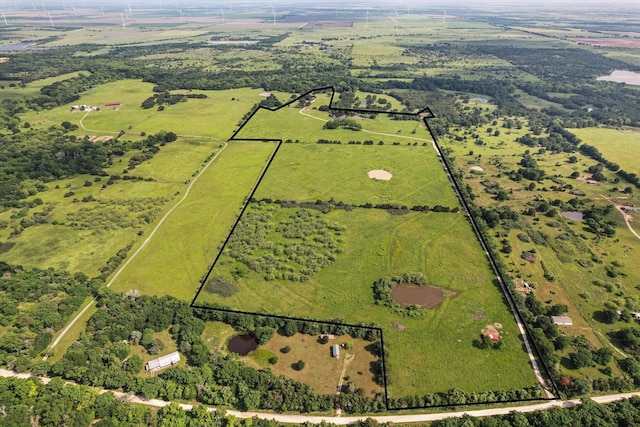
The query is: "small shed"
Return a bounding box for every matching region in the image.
[105,101,121,107]
[331,344,340,359]
[551,316,573,326]
[145,351,180,371]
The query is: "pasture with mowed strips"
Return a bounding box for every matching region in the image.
[193,90,539,406]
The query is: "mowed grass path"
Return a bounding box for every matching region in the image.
[197,208,537,395]
[110,142,277,300]
[254,144,459,207]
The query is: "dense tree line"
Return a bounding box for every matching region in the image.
[0,262,101,372]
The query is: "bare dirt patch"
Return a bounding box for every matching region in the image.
[259,92,271,97]
[87,135,113,142]
[573,38,640,49]
[470,165,484,172]
[260,333,381,396]
[473,312,486,320]
[390,283,460,309]
[368,169,393,181]
[482,324,500,340]
[561,211,584,222]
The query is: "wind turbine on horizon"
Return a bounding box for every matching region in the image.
[394,8,399,30]
[2,12,7,25]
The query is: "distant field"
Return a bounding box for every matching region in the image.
[571,127,640,176]
[19,80,269,140]
[0,70,90,100]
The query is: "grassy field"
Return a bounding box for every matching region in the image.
[571,127,640,176]
[259,333,382,397]
[0,136,218,275]
[0,71,90,100]
[19,80,269,140]
[253,143,459,207]
[196,206,537,396]
[110,141,277,300]
[441,120,640,380]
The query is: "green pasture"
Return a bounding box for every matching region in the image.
[513,89,567,111]
[253,143,459,207]
[44,26,212,46]
[571,127,640,176]
[109,141,277,300]
[19,80,267,140]
[0,71,91,100]
[196,207,537,396]
[236,99,432,143]
[441,121,640,378]
[0,136,218,275]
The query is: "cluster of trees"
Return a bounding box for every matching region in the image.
[194,307,381,343]
[204,275,239,297]
[430,396,640,427]
[141,91,186,109]
[323,117,363,130]
[441,149,633,398]
[387,385,542,409]
[0,262,101,371]
[250,198,457,217]
[0,376,296,426]
[48,291,388,414]
[225,206,345,282]
[580,144,640,188]
[516,125,581,153]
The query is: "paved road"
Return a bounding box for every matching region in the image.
[3,368,640,425]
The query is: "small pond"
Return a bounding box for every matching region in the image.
[0,43,36,51]
[390,283,460,309]
[597,70,640,85]
[227,334,258,356]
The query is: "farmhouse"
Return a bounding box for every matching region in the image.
[551,316,573,326]
[331,344,340,359]
[145,351,180,371]
[105,101,122,107]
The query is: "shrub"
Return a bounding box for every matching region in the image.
[280,345,291,354]
[204,275,239,297]
[293,360,305,370]
[268,356,278,365]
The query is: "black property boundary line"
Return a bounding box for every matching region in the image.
[188,86,558,411]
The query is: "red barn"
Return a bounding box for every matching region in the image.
[105,102,121,107]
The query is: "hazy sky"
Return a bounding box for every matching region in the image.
[3,0,639,13]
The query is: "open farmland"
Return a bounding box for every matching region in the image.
[194,96,539,404]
